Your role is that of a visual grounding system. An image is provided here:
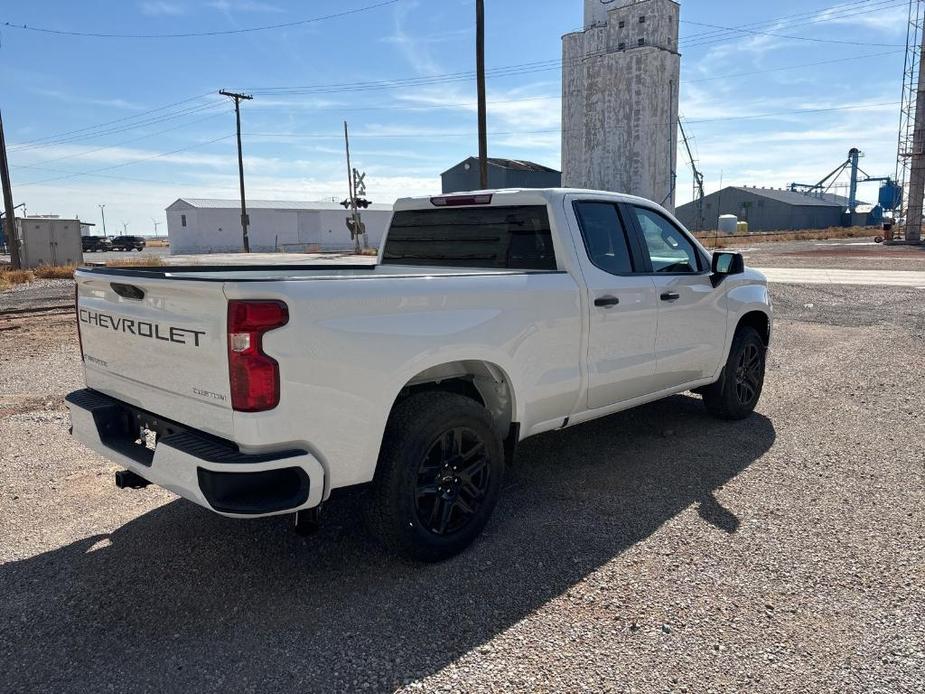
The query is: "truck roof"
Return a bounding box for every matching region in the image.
[393,188,661,212]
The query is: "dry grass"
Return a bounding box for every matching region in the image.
[34,264,77,279]
[0,269,36,287]
[694,226,873,250]
[105,256,165,267]
[358,248,379,256]
[145,238,170,248]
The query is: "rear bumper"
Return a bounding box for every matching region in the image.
[65,389,324,518]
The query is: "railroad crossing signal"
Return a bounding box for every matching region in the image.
[353,169,367,196]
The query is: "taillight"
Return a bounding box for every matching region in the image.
[75,283,84,361]
[227,300,289,412]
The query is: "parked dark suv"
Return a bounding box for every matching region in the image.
[110,235,146,251]
[82,236,113,252]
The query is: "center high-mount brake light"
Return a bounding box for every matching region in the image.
[227,300,289,412]
[430,194,493,207]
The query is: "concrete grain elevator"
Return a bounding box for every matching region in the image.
[562,0,680,210]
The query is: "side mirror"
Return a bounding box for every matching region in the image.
[711,251,745,286]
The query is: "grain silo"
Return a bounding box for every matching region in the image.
[562,0,681,210]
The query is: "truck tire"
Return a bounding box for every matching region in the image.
[702,326,766,420]
[365,392,505,562]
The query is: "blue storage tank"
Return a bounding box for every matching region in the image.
[879,182,902,210]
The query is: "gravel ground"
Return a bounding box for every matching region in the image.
[0,278,74,312]
[0,283,922,693]
[731,238,925,271]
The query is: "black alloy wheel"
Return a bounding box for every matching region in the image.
[414,427,491,536]
[734,342,762,407]
[365,391,505,562]
[702,325,766,420]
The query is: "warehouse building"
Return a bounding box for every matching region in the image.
[675,186,862,232]
[165,198,393,254]
[441,157,561,194]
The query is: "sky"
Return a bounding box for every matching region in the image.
[0,0,911,235]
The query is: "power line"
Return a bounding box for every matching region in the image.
[15,135,234,187]
[16,110,229,168]
[1,0,400,39]
[679,0,905,47]
[238,51,905,115]
[7,0,905,152]
[11,163,198,187]
[9,100,225,152]
[685,101,898,124]
[685,49,904,82]
[7,98,898,189]
[8,93,216,149]
[681,9,907,49]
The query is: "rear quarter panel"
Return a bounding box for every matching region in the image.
[224,271,583,492]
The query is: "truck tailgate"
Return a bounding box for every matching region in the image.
[76,271,234,439]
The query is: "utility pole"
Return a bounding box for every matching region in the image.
[341,121,367,255]
[476,0,489,189]
[220,90,254,252]
[122,221,128,234]
[98,204,107,237]
[152,219,161,237]
[904,22,925,242]
[0,109,22,269]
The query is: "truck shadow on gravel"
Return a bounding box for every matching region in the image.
[1,395,774,692]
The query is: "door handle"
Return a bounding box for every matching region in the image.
[660,291,680,302]
[594,295,620,308]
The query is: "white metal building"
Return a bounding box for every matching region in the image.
[165,199,394,254]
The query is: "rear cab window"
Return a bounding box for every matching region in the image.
[382,205,557,270]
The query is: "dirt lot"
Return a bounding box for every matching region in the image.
[1,281,923,693]
[732,237,925,272]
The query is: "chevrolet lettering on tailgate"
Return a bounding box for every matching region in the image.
[79,309,205,347]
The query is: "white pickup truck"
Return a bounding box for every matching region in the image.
[67,189,771,561]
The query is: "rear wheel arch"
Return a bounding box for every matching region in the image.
[390,359,516,437]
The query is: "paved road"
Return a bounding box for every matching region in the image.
[756,266,925,287]
[79,247,170,264]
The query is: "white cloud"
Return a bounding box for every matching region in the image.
[30,88,145,111]
[813,3,908,33]
[139,1,186,16]
[387,1,444,76]
[674,101,899,206]
[207,1,283,13]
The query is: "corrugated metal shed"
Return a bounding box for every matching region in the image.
[730,187,854,208]
[675,185,869,232]
[441,157,562,194]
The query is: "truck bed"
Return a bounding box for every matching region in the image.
[79,262,560,283]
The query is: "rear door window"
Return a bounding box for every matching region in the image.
[573,201,634,275]
[383,206,557,269]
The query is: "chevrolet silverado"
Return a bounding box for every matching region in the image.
[67,189,771,561]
